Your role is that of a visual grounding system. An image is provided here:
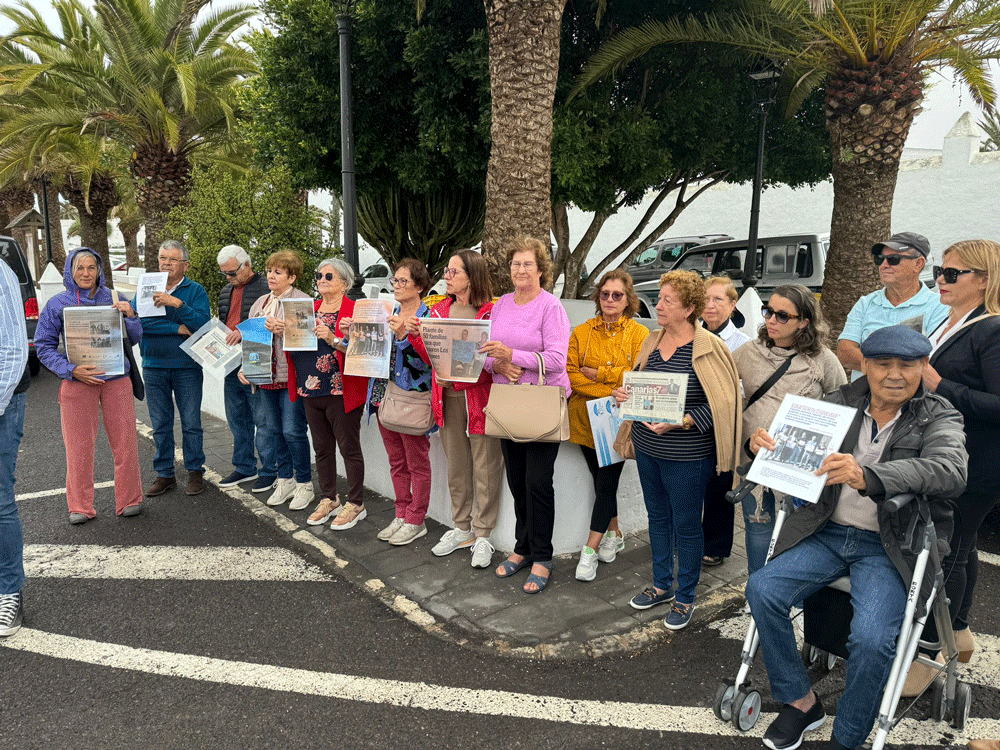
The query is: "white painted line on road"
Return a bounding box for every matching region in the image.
[2,628,997,742]
[23,544,331,581]
[981,550,999,568]
[16,481,115,501]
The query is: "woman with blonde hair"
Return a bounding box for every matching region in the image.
[612,270,741,629]
[567,268,647,581]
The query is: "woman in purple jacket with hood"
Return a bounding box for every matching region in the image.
[34,248,144,524]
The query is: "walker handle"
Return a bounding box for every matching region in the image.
[883,493,916,514]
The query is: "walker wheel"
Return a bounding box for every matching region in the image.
[713,680,736,723]
[825,651,839,671]
[801,642,820,665]
[952,681,971,730]
[929,678,946,722]
[732,689,762,732]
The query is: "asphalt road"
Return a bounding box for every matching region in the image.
[2,369,997,750]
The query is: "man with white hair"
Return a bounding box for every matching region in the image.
[216,244,274,491]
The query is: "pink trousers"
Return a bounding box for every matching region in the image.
[59,376,142,517]
[377,417,431,525]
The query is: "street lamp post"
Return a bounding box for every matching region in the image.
[40,176,53,265]
[742,66,781,290]
[338,11,364,299]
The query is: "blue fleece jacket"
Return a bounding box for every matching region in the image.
[34,247,144,382]
[132,275,211,369]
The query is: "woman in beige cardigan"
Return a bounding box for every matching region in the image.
[613,270,741,630]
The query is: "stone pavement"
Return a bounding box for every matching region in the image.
[134,397,750,657]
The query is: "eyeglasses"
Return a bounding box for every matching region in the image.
[442,268,465,279]
[933,266,975,284]
[159,256,185,265]
[761,306,802,324]
[872,252,920,267]
[391,278,410,287]
[510,261,536,270]
[315,272,338,282]
[600,290,625,302]
[220,269,240,278]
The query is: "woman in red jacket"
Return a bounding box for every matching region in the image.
[406,250,502,569]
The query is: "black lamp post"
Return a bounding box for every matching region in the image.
[40,176,53,265]
[742,65,782,290]
[338,10,365,299]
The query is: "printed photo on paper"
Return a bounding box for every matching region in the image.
[619,371,688,424]
[281,298,318,351]
[417,318,491,383]
[63,306,125,377]
[746,394,858,504]
[180,318,242,377]
[587,396,626,467]
[135,271,168,317]
[237,317,273,385]
[344,299,397,378]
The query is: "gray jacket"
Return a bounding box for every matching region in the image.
[771,377,967,609]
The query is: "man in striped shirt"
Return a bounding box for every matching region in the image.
[0,259,29,637]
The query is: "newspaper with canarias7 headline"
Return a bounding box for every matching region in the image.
[746,394,858,504]
[619,372,688,425]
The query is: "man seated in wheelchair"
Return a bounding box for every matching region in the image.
[745,325,967,750]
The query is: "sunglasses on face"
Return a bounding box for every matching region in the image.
[933,266,975,284]
[315,272,338,282]
[220,269,239,278]
[600,290,625,302]
[761,306,802,324]
[443,268,465,279]
[872,252,919,267]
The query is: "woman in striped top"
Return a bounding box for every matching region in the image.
[613,270,741,631]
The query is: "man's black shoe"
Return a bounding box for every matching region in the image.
[251,476,277,493]
[218,471,258,488]
[763,696,826,750]
[827,738,854,750]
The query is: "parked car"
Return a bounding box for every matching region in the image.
[359,262,394,295]
[0,235,41,376]
[634,233,830,306]
[624,234,733,286]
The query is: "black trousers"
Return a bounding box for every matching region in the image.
[945,489,997,629]
[580,445,625,534]
[701,470,735,559]
[501,439,560,563]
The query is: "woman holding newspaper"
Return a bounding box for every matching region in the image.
[34,248,144,523]
[611,270,740,630]
[566,269,647,581]
[731,284,845,576]
[479,237,571,594]
[406,250,503,569]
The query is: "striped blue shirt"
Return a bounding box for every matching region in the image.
[0,261,28,415]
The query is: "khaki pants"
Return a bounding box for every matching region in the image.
[440,389,503,537]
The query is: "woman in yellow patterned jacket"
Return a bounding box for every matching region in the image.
[567,269,649,581]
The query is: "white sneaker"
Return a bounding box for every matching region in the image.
[575,545,599,581]
[389,522,427,546]
[597,530,625,563]
[266,478,296,507]
[288,481,315,511]
[470,536,495,568]
[378,517,405,541]
[431,527,476,556]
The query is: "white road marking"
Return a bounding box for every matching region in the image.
[981,550,1000,568]
[2,628,997,744]
[23,545,330,581]
[16,481,115,501]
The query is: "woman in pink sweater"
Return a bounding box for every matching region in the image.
[480,237,571,594]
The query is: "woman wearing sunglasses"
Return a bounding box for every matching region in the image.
[910,240,1000,680]
[731,284,845,576]
[566,269,648,581]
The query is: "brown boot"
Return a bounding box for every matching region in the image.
[901,653,945,697]
[968,741,1000,750]
[186,471,205,496]
[955,628,976,663]
[145,476,177,496]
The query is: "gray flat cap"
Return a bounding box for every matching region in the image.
[861,325,932,360]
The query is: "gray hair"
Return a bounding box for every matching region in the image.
[159,239,189,262]
[217,244,251,267]
[71,249,100,276]
[317,257,354,288]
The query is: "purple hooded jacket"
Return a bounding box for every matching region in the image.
[34,248,143,382]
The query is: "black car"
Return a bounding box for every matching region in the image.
[0,235,41,376]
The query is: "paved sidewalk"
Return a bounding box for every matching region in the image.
[135,399,750,656]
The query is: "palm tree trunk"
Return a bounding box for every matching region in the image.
[0,184,37,270]
[62,173,119,285]
[131,145,192,270]
[820,63,923,338]
[41,180,66,270]
[481,0,567,294]
[120,219,141,267]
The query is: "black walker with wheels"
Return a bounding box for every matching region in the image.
[712,472,971,749]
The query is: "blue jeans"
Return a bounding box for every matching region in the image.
[635,450,714,604]
[745,523,907,749]
[145,367,205,477]
[742,487,777,576]
[259,388,311,482]
[224,371,276,478]
[0,392,26,595]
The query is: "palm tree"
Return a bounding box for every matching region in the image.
[0,0,258,270]
[574,0,1000,332]
[980,110,1000,151]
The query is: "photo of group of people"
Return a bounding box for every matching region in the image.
[347,323,387,357]
[758,424,831,474]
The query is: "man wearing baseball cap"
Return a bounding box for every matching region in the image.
[837,232,947,380]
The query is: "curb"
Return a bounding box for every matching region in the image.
[137,419,747,660]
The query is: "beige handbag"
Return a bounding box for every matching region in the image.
[484,352,570,443]
[378,381,434,436]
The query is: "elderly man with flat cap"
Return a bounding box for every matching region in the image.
[838,232,948,380]
[745,325,967,750]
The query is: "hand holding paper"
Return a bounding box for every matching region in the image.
[819,452,866,490]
